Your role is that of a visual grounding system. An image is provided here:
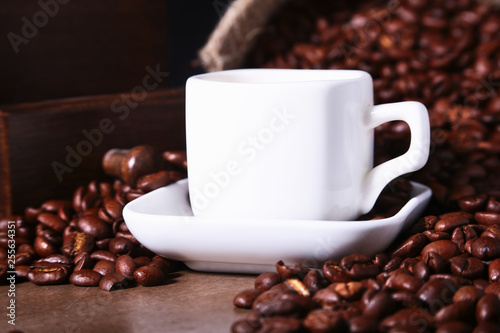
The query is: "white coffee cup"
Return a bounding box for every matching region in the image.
[186,69,430,221]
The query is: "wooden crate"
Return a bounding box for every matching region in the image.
[0,88,186,217]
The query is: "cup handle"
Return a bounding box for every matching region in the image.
[360,101,430,214]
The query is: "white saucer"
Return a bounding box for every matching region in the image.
[123,179,431,274]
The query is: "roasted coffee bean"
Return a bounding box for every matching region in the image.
[133,256,151,267]
[435,321,473,333]
[230,318,260,333]
[383,257,403,272]
[103,199,123,220]
[434,301,474,326]
[301,270,324,293]
[99,272,129,291]
[62,232,94,257]
[253,289,316,318]
[476,294,500,323]
[452,285,484,304]
[390,290,423,308]
[284,278,310,297]
[379,308,433,333]
[311,287,342,309]
[233,289,262,309]
[473,322,500,333]
[391,233,427,259]
[41,199,68,213]
[475,212,500,226]
[322,260,347,283]
[33,236,58,258]
[108,237,134,255]
[38,253,72,265]
[423,216,439,230]
[259,316,302,333]
[488,258,500,283]
[303,309,348,333]
[330,281,364,301]
[417,279,456,311]
[115,255,137,279]
[449,256,485,280]
[28,262,70,285]
[340,254,379,280]
[410,260,431,281]
[69,269,102,287]
[73,252,92,271]
[90,250,117,262]
[136,170,171,192]
[429,274,471,287]
[421,240,459,261]
[37,212,67,232]
[77,216,112,240]
[93,260,115,276]
[15,244,36,266]
[424,230,451,242]
[435,212,472,232]
[15,265,30,279]
[362,290,397,320]
[482,226,500,240]
[385,269,421,293]
[134,265,166,286]
[471,237,500,260]
[348,315,379,333]
[255,272,281,292]
[458,194,488,213]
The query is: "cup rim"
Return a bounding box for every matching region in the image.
[188,68,371,85]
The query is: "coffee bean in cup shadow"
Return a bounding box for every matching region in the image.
[69,269,102,287]
[134,265,166,287]
[108,237,134,255]
[99,272,130,291]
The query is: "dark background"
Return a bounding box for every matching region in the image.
[166,0,231,87]
[0,0,232,105]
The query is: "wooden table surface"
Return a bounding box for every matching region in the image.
[0,269,256,333]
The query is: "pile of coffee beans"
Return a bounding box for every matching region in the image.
[0,148,187,291]
[231,0,500,332]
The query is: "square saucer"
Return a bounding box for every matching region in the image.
[123,179,431,274]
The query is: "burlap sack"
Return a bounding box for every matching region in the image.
[199,0,288,72]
